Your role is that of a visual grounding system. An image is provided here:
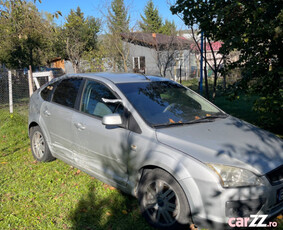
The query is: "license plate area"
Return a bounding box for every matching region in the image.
[277,188,283,203]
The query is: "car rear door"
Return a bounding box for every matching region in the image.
[72,79,130,188]
[40,77,83,162]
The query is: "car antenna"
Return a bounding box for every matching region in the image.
[141,73,150,81]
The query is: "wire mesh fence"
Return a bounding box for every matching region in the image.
[0,67,241,116]
[0,70,9,106]
[0,69,50,115]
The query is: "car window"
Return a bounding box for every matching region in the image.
[52,78,82,108]
[81,81,122,118]
[41,83,56,101]
[117,81,224,127]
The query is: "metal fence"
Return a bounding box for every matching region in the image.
[0,70,49,113]
[0,70,9,106]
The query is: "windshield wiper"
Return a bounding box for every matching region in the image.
[153,119,213,128]
[197,114,228,120]
[153,114,228,128]
[153,122,185,128]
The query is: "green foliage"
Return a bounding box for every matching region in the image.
[171,0,283,120]
[63,7,100,73]
[0,1,55,69]
[48,26,68,61]
[107,0,129,34]
[82,42,107,72]
[160,19,177,35]
[253,91,283,134]
[139,0,162,33]
[106,0,130,71]
[139,1,176,36]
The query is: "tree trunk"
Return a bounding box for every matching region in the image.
[223,72,226,90]
[204,66,210,100]
[123,59,128,72]
[204,68,209,100]
[76,63,80,73]
[163,68,166,78]
[179,65,182,84]
[29,48,33,70]
[204,37,210,100]
[223,57,227,90]
[212,71,218,101]
[72,60,78,73]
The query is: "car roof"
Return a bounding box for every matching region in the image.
[66,72,170,84]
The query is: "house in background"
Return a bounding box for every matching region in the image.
[121,32,197,80]
[50,57,75,74]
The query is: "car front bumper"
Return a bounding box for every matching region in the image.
[180,176,283,229]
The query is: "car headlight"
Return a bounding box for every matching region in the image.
[207,163,264,188]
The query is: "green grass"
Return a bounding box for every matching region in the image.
[0,108,152,230]
[214,95,260,125]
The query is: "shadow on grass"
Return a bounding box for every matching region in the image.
[69,183,152,230]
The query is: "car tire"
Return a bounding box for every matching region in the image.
[138,168,192,230]
[30,126,55,162]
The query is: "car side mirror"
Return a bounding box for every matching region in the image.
[102,113,123,126]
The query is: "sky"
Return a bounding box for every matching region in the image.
[34,0,187,31]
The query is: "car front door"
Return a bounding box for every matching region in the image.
[72,80,130,188]
[40,77,83,163]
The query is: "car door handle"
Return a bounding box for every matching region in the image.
[43,110,51,116]
[74,122,86,130]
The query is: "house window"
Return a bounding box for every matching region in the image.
[133,56,145,74]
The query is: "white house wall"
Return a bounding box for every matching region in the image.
[125,41,160,76]
[125,41,197,81]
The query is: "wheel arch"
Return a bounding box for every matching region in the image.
[134,162,205,223]
[136,164,190,203]
[137,164,189,195]
[28,120,52,151]
[28,121,39,136]
[137,166,195,227]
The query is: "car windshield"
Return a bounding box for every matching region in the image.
[117,81,226,127]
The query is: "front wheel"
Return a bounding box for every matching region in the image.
[138,168,192,229]
[30,126,55,162]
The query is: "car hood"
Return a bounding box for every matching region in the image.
[155,116,283,175]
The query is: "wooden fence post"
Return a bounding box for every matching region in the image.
[48,70,54,81]
[8,70,13,114]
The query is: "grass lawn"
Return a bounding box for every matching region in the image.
[0,88,282,229]
[0,107,152,230]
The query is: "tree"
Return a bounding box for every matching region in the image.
[190,29,224,100]
[106,0,130,72]
[139,0,163,33]
[154,34,190,79]
[0,0,61,19]
[0,1,55,69]
[82,41,108,72]
[63,7,100,73]
[160,19,177,35]
[171,0,283,131]
[156,37,178,78]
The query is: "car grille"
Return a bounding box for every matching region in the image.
[266,165,283,185]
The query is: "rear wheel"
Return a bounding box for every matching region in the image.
[138,168,192,229]
[30,126,55,162]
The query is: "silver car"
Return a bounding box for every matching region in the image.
[28,73,283,229]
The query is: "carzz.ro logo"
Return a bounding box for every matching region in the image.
[228,215,278,228]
